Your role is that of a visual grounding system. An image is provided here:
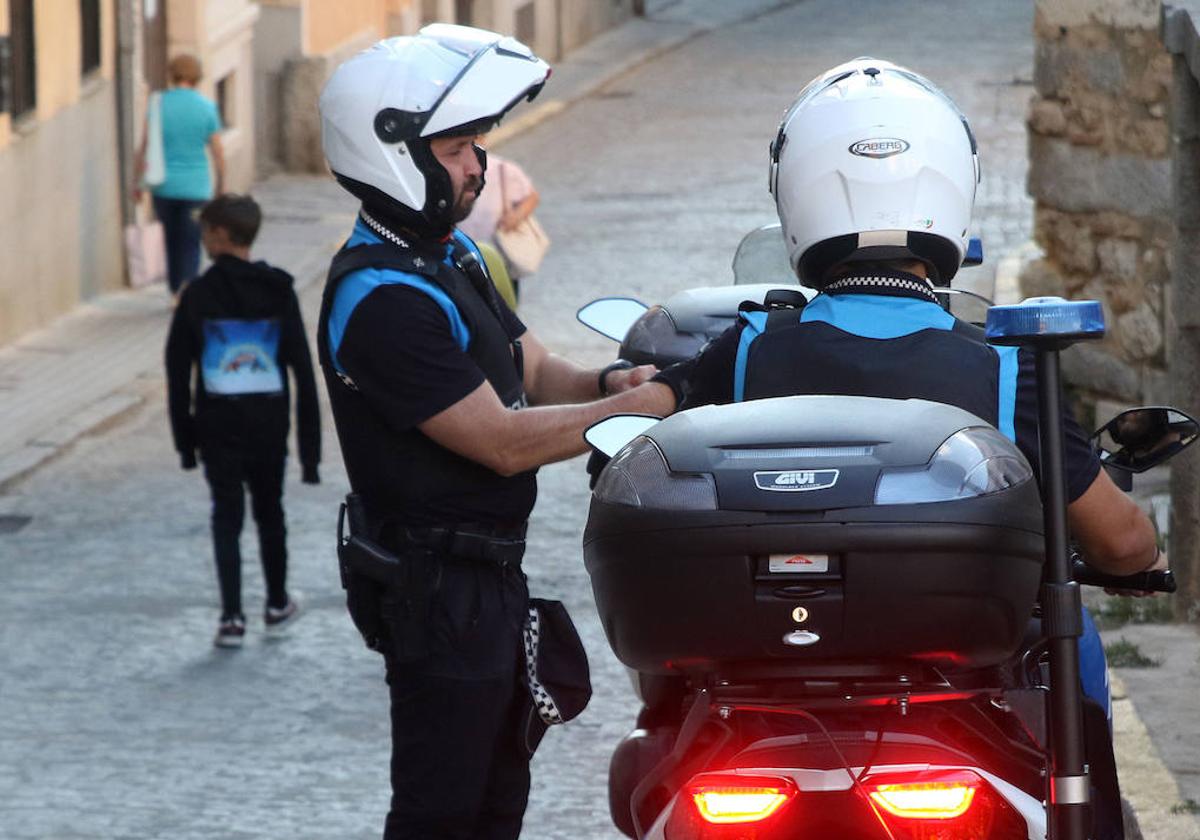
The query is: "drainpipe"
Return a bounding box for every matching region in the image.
[115,0,137,227]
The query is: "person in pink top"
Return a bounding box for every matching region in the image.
[457,138,540,298]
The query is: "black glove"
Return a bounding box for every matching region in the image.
[180,451,198,470]
[650,361,689,407]
[302,464,320,485]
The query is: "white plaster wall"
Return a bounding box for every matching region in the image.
[0,85,124,344]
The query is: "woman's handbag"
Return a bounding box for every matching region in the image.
[519,597,592,755]
[124,209,167,288]
[494,162,550,279]
[142,92,166,189]
[495,216,550,279]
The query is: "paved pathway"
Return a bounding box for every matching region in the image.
[2,2,1197,838]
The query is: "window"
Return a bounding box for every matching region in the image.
[9,0,35,118]
[81,0,101,76]
[216,72,232,127]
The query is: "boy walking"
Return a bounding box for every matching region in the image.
[166,194,321,648]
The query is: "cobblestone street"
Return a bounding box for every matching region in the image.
[0,2,1043,837]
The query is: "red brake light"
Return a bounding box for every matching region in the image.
[860,769,1031,840]
[688,773,797,824]
[866,775,979,820]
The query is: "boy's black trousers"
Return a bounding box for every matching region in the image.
[202,447,289,618]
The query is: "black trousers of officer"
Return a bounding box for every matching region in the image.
[382,555,531,840]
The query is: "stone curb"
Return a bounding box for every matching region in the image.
[1111,672,1200,840]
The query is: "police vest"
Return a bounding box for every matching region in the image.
[317,233,533,527]
[732,292,1021,443]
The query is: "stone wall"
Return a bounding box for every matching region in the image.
[1022,0,1174,413]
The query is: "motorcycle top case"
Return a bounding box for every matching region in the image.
[583,396,1045,675]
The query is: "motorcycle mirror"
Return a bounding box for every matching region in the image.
[1093,406,1200,473]
[577,298,649,342]
[584,414,660,458]
[962,237,984,267]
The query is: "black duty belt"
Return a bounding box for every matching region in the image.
[402,522,527,569]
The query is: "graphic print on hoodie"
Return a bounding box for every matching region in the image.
[201,318,285,396]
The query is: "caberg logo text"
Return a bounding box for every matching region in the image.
[754,469,840,492]
[849,138,910,159]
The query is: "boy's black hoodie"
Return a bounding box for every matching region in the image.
[165,255,320,478]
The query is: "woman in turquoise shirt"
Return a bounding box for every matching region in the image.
[135,54,226,293]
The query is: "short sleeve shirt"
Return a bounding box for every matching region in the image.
[325,223,534,525]
[155,88,222,200]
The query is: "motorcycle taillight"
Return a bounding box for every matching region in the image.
[664,773,797,839]
[860,770,1028,840]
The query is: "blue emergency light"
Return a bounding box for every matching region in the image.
[985,296,1106,347]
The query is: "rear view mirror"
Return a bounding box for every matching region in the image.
[584,414,660,458]
[731,223,795,286]
[1093,407,1199,473]
[577,297,649,342]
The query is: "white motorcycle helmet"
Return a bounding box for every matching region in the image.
[320,24,550,232]
[769,58,980,286]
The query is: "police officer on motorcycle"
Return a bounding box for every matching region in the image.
[316,27,674,840]
[650,57,1164,838]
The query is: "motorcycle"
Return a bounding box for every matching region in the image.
[576,229,1194,840]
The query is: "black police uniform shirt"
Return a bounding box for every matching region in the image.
[323,220,535,528]
[165,254,321,471]
[660,275,1102,503]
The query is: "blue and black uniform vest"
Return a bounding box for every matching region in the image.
[733,289,1021,442]
[317,226,533,529]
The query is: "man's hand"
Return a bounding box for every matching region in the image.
[603,364,658,395]
[1105,548,1167,598]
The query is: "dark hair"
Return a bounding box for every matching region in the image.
[200,194,262,246]
[825,258,932,282]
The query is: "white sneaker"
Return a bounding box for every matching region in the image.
[214,615,246,649]
[264,599,301,635]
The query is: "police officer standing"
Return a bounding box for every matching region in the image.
[316,26,674,840]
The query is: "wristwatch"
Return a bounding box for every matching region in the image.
[598,359,635,396]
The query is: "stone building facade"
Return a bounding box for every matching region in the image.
[255,0,638,175]
[1021,0,1174,416]
[0,0,126,346]
[0,0,639,350]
